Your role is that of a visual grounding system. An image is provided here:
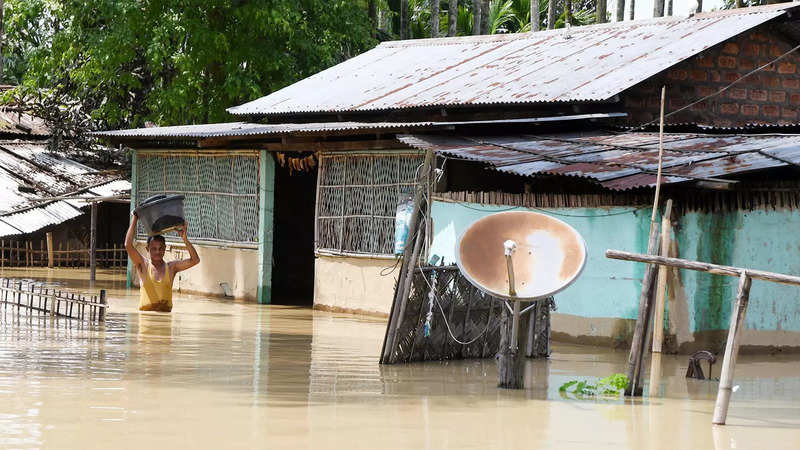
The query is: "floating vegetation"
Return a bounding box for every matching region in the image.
[558,373,629,399]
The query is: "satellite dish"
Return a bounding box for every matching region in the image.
[455,211,587,301]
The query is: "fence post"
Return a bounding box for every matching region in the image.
[90,202,98,282]
[99,290,106,322]
[47,233,54,268]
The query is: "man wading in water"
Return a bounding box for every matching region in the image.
[125,212,200,312]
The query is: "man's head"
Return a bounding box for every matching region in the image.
[146,235,166,263]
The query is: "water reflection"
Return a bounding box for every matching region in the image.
[0,267,797,448]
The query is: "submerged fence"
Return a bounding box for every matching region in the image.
[382,265,553,364]
[0,239,126,269]
[0,278,107,322]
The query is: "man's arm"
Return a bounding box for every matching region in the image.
[125,212,144,269]
[170,222,200,274]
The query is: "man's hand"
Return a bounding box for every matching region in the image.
[178,221,188,241]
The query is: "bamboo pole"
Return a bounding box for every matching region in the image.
[47,233,54,268]
[90,202,98,282]
[624,223,660,396]
[712,272,752,425]
[605,250,800,286]
[652,199,673,353]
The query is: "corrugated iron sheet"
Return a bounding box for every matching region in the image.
[0,110,49,137]
[398,132,800,190]
[228,4,795,116]
[0,139,131,237]
[93,121,438,139]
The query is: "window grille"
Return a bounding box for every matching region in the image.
[136,151,260,246]
[316,152,423,256]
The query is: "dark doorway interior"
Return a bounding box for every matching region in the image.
[271,155,317,306]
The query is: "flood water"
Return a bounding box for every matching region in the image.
[0,267,799,449]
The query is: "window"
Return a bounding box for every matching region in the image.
[316,152,423,256]
[136,151,260,246]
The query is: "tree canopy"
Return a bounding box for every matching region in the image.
[4,0,376,129]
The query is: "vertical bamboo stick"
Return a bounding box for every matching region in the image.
[47,233,54,268]
[90,202,98,282]
[712,272,752,425]
[652,199,673,354]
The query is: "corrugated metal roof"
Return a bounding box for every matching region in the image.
[0,139,131,237]
[0,110,49,137]
[228,4,796,116]
[93,113,626,140]
[93,121,438,139]
[398,132,800,190]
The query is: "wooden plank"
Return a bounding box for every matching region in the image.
[712,272,752,425]
[46,233,54,268]
[605,250,800,286]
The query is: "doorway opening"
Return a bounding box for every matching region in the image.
[270,153,317,306]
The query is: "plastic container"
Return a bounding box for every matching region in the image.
[134,194,186,236]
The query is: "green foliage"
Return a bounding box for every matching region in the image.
[559,373,628,399]
[4,0,377,132]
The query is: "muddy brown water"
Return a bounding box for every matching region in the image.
[0,268,798,449]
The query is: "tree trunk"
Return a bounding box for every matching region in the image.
[667,0,673,15]
[696,0,703,12]
[628,0,635,20]
[565,0,572,26]
[735,0,743,7]
[473,0,482,35]
[430,0,440,37]
[597,0,607,23]
[616,0,625,21]
[401,0,409,39]
[448,0,458,36]
[0,0,5,80]
[531,0,540,30]
[480,0,490,35]
[653,0,664,17]
[547,0,557,29]
[368,0,378,28]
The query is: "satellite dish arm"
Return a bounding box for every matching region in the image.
[504,240,517,297]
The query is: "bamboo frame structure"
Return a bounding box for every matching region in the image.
[605,249,800,425]
[0,278,107,322]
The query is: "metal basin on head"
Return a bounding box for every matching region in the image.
[456,211,587,301]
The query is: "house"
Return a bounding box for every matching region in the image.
[99,4,800,352]
[0,109,130,266]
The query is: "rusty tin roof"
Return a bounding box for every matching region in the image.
[398,132,800,190]
[228,4,796,116]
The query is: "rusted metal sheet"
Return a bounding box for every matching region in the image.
[228,5,794,116]
[0,111,49,137]
[399,132,800,190]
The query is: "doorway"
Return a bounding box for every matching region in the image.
[270,153,317,306]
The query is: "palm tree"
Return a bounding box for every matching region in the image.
[489,0,516,33]
[548,0,557,28]
[401,0,409,38]
[597,0,608,22]
[473,0,482,34]
[431,0,440,37]
[616,0,625,21]
[448,0,458,35]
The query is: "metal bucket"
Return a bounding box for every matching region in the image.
[134,194,186,236]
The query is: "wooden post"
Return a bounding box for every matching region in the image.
[498,303,523,388]
[47,233,54,268]
[625,223,660,396]
[652,199,673,354]
[26,241,31,267]
[1,239,4,268]
[57,243,62,267]
[99,290,107,322]
[712,272,752,425]
[381,149,434,364]
[66,241,70,267]
[90,202,98,282]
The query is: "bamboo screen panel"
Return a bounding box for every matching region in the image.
[136,152,260,245]
[317,152,423,255]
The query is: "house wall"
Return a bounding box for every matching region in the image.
[313,254,397,317]
[132,242,260,301]
[623,24,800,127]
[430,200,800,353]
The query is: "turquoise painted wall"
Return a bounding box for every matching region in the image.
[257,151,276,304]
[430,201,800,333]
[677,210,800,333]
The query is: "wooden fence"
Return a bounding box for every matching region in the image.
[0,239,126,269]
[0,278,107,322]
